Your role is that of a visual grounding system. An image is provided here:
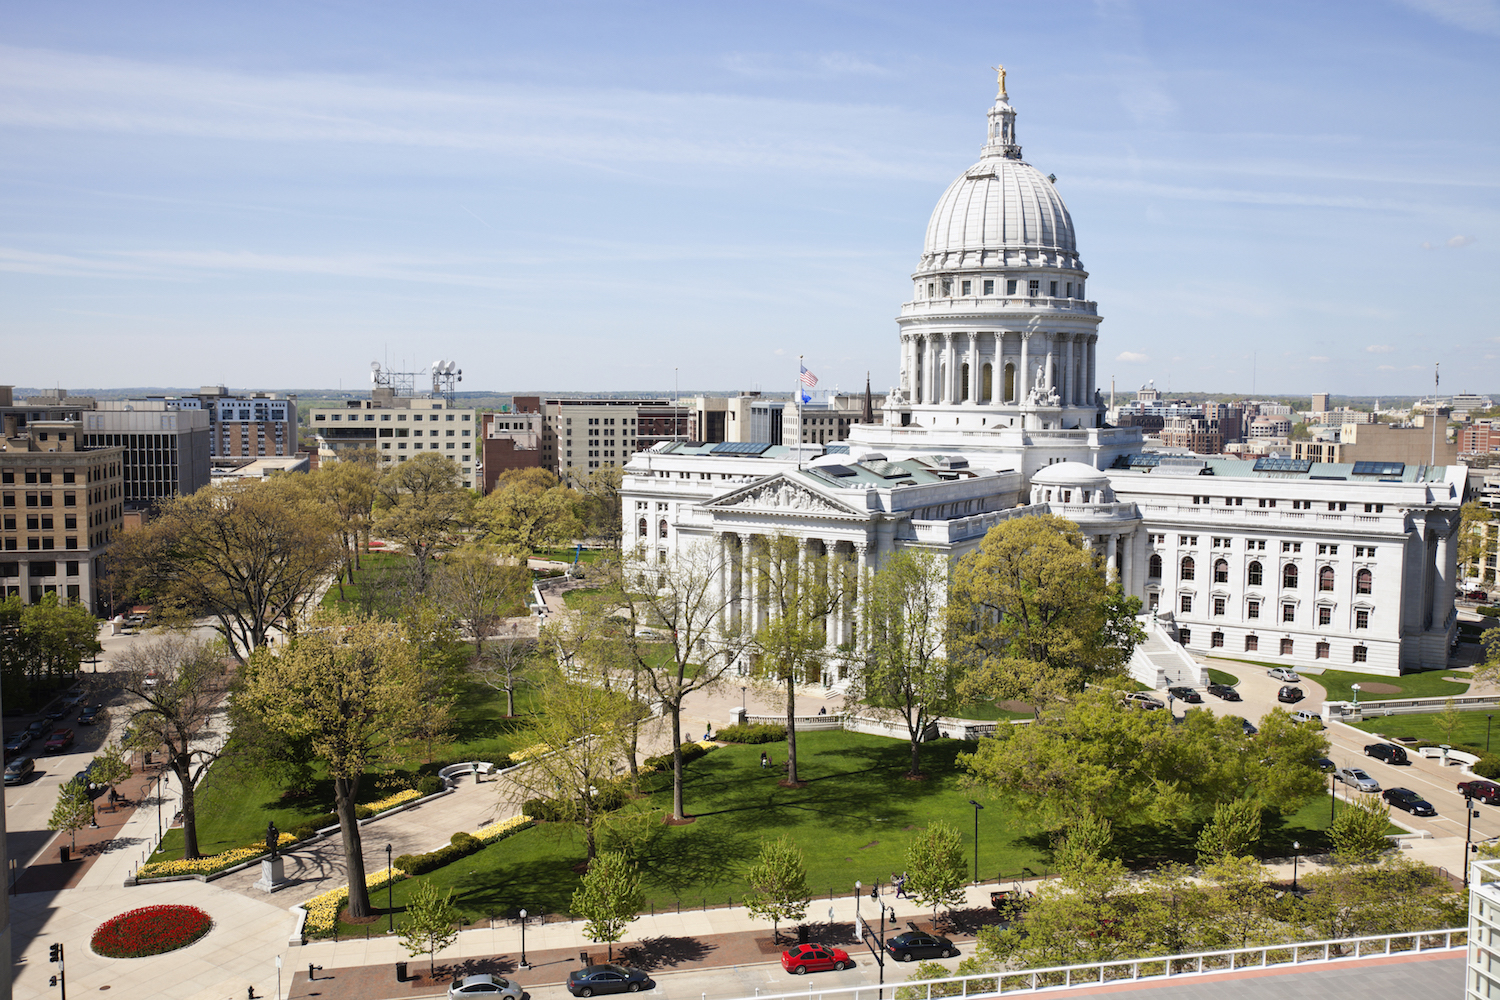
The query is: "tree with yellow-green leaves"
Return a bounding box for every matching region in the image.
[1460,500,1494,585]
[475,467,583,557]
[946,514,1143,706]
[373,452,476,593]
[236,611,435,918]
[311,455,380,598]
[106,476,341,662]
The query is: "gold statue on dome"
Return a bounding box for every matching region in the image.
[992,63,1007,98]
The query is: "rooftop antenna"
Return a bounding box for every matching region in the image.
[1431,362,1439,466]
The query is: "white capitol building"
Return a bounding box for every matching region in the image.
[620,71,1461,680]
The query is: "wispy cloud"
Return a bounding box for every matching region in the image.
[1422,234,1479,249]
[1309,356,1331,363]
[1366,344,1395,353]
[1116,351,1149,363]
[721,51,889,79]
[0,45,944,181]
[1394,0,1500,37]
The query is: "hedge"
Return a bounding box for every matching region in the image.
[713,723,787,745]
[392,816,533,876]
[642,741,712,771]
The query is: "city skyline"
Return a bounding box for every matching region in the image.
[2,1,1496,396]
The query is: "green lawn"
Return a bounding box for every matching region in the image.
[320,551,414,613]
[321,730,1363,937]
[562,588,604,609]
[1206,667,1239,686]
[1212,658,1470,700]
[944,702,1036,722]
[151,680,541,865]
[1351,710,1500,753]
[534,547,608,564]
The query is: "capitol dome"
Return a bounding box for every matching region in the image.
[1030,461,1110,489]
[915,74,1081,275]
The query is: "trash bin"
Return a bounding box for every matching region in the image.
[395,960,407,982]
[60,845,70,863]
[797,924,808,944]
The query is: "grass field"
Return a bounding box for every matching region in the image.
[150,680,542,865]
[1212,658,1470,700]
[533,547,608,564]
[320,551,413,613]
[1351,710,1500,753]
[321,730,1357,936]
[1205,667,1239,686]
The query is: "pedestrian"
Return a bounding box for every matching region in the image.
[818,706,827,716]
[760,751,769,768]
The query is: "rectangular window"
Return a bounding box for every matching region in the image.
[1049,280,1058,296]
[1211,631,1224,648]
[1213,597,1226,616]
[983,279,994,295]
[1180,594,1193,613]
[1006,279,1017,295]
[1245,635,1259,652]
[1178,628,1191,646]
[961,280,971,295]
[1353,645,1367,663]
[1282,603,1296,622]
[1027,279,1039,296]
[1355,609,1369,629]
[1318,606,1332,626]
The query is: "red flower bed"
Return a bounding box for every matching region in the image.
[91,904,213,958]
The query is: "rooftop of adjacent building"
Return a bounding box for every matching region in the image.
[1114,453,1461,486]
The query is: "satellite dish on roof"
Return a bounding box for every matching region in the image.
[371,361,381,371]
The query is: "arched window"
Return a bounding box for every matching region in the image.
[1213,559,1229,583]
[658,518,668,539]
[981,363,993,402]
[1148,554,1162,579]
[1356,568,1372,594]
[1003,363,1016,402]
[1180,556,1195,581]
[1319,566,1335,591]
[961,363,971,401]
[1247,561,1263,586]
[1283,564,1298,589]
[638,517,647,537]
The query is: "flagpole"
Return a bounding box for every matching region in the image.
[797,354,804,469]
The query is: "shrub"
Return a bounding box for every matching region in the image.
[417,775,444,796]
[92,905,212,958]
[1480,607,1500,617]
[304,866,406,936]
[643,742,712,771]
[1476,755,1500,780]
[714,723,787,745]
[394,818,534,876]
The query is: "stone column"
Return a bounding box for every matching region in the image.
[1019,334,1030,400]
[1107,532,1120,580]
[739,533,755,634]
[853,541,870,656]
[1121,532,1135,595]
[1046,350,1055,392]
[942,335,955,404]
[969,333,981,403]
[1431,525,1451,631]
[1087,336,1098,407]
[1060,337,1072,406]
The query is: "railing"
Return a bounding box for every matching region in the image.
[736,929,1465,1000]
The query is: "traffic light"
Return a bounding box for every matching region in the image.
[49,975,58,987]
[49,943,61,962]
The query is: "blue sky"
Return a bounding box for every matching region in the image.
[2,0,1496,398]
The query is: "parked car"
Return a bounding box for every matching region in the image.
[1167,686,1203,704]
[1336,767,1381,793]
[1311,756,1336,772]
[44,729,74,753]
[1365,743,1409,765]
[566,964,652,996]
[1123,692,1164,710]
[1383,788,1436,816]
[1206,683,1241,702]
[4,731,33,752]
[1459,780,1500,804]
[780,943,853,975]
[26,719,49,737]
[44,703,72,722]
[1239,718,1259,736]
[1466,590,1489,602]
[77,705,104,726]
[1290,710,1324,728]
[1268,667,1301,683]
[4,757,35,785]
[1278,686,1304,704]
[449,974,523,1000]
[885,931,957,962]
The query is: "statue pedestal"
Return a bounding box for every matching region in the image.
[253,856,287,893]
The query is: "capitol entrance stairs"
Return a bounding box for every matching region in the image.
[1129,616,1208,690]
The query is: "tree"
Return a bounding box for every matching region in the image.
[373,453,475,592]
[903,821,968,924]
[571,850,645,960]
[1298,857,1463,940]
[854,550,961,778]
[49,779,95,851]
[504,670,643,860]
[1052,811,1115,870]
[311,456,379,598]
[751,535,848,785]
[476,467,582,556]
[1195,798,1262,864]
[1459,500,1493,583]
[947,515,1143,705]
[399,881,461,976]
[611,540,747,820]
[474,637,539,718]
[575,467,623,549]
[117,635,231,859]
[0,594,101,707]
[106,477,341,661]
[89,743,133,803]
[1433,698,1465,745]
[236,612,431,918]
[744,836,811,944]
[434,546,530,664]
[1328,797,1393,865]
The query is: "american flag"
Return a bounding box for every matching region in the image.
[799,365,819,388]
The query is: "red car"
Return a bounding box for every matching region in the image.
[1460,780,1500,804]
[43,729,74,753]
[781,943,852,975]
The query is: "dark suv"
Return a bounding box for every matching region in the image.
[1278,685,1304,703]
[1167,686,1203,704]
[1206,683,1241,701]
[1460,780,1500,804]
[1364,743,1409,765]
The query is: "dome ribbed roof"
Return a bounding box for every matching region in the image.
[1030,462,1109,488]
[922,158,1076,261]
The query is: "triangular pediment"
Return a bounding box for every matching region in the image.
[705,474,864,517]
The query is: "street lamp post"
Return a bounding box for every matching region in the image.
[519,908,530,969]
[1350,683,1361,712]
[968,800,984,884]
[385,844,394,933]
[1330,769,1336,823]
[854,881,861,926]
[1291,841,1300,892]
[742,687,747,711]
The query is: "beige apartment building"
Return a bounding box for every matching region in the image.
[0,416,124,614]
[1293,422,1459,466]
[305,389,478,489]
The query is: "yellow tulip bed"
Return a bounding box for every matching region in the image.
[362,789,422,814]
[303,865,406,936]
[472,814,533,844]
[507,743,551,764]
[136,833,297,880]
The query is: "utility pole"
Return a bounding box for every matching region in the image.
[49,942,66,1000]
